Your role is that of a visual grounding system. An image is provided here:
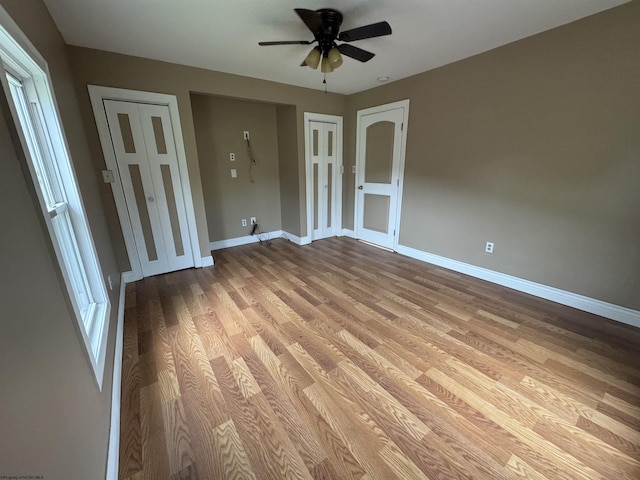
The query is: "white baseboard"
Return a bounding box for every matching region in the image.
[282,232,311,246]
[396,244,640,329]
[121,270,141,284]
[341,229,356,238]
[201,255,214,267]
[209,230,284,250]
[209,231,313,249]
[106,274,127,480]
[299,235,311,245]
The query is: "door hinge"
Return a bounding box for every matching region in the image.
[397,179,399,186]
[401,122,404,131]
[393,229,396,236]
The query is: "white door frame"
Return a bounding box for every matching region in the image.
[304,112,343,242]
[354,99,410,251]
[89,85,204,281]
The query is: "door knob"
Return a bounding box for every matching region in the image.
[358,185,363,190]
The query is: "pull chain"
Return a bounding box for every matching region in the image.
[323,74,327,94]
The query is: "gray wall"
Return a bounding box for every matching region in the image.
[0,0,121,478]
[345,1,640,310]
[192,94,283,240]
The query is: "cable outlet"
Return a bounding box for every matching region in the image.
[485,241,494,254]
[242,219,247,227]
[250,217,257,225]
[243,130,250,140]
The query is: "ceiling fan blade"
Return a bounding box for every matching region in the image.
[295,8,324,37]
[337,43,375,62]
[259,40,313,46]
[338,21,392,42]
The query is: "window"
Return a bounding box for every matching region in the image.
[0,19,110,388]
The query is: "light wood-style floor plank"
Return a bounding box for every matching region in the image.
[119,237,640,479]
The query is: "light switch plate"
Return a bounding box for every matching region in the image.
[231,168,237,178]
[102,169,115,183]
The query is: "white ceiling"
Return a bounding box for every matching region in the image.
[43,0,629,95]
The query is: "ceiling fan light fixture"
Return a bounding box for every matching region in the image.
[258,8,393,86]
[320,56,334,73]
[304,47,321,69]
[327,47,343,70]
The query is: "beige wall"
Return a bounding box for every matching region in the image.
[192,94,283,240]
[0,0,121,478]
[276,104,301,235]
[0,1,635,477]
[67,47,346,260]
[345,1,640,310]
[66,2,639,311]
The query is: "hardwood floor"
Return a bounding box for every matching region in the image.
[119,237,640,479]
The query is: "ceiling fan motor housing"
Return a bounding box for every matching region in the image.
[258,8,391,65]
[316,8,343,54]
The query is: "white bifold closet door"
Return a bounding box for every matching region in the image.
[104,100,194,277]
[309,121,338,240]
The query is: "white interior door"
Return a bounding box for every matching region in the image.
[309,120,339,240]
[355,102,409,250]
[104,100,194,277]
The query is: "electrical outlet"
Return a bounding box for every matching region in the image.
[243,130,250,140]
[230,153,235,161]
[485,241,494,254]
[250,217,257,225]
[352,165,356,174]
[242,219,247,227]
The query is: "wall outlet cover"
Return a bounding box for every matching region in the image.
[102,169,115,183]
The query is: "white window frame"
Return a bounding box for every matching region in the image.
[0,11,111,389]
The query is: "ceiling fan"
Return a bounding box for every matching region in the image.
[258,8,392,75]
